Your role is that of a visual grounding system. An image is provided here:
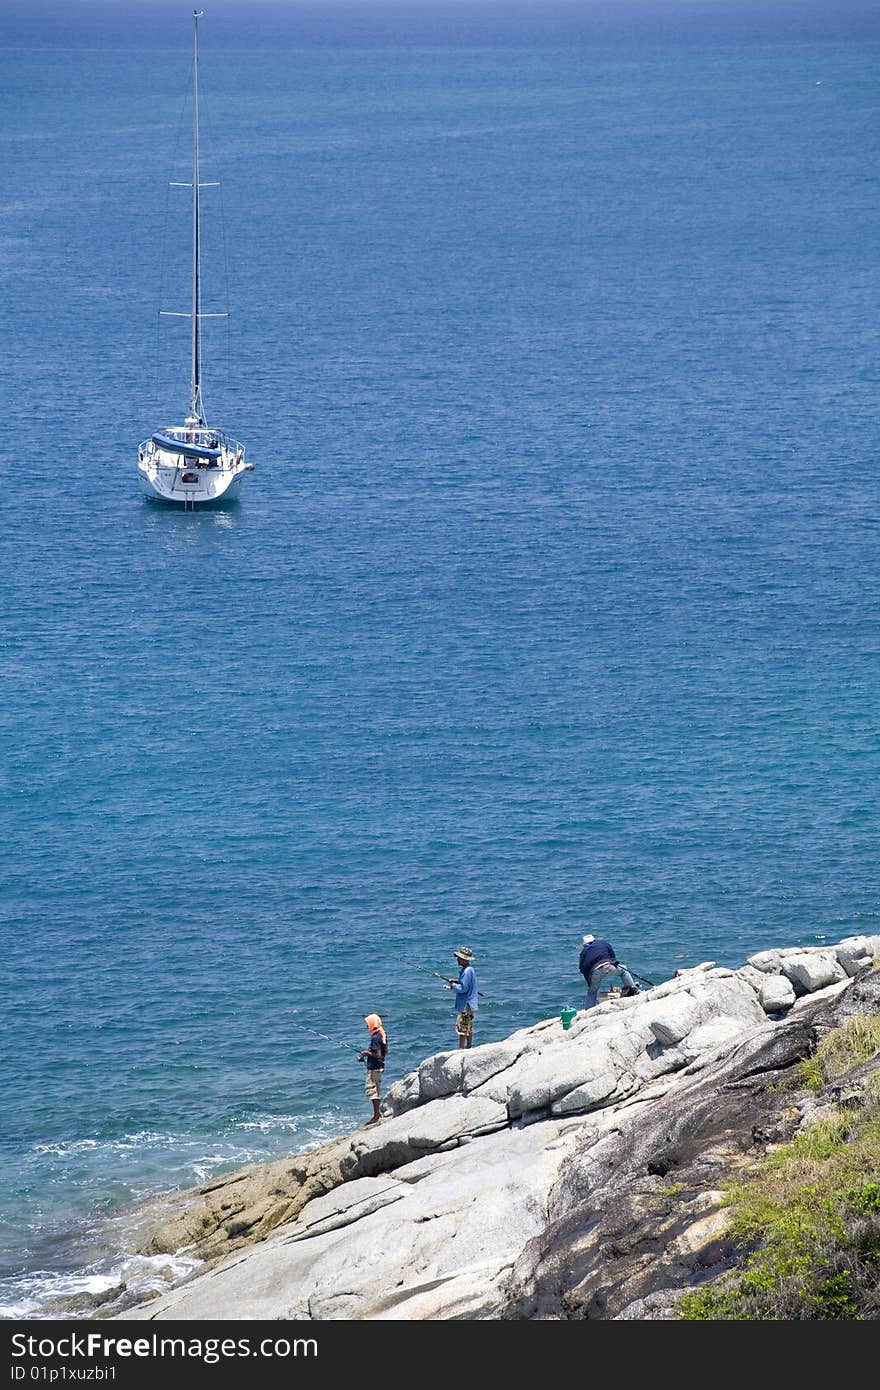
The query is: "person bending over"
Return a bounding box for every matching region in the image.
[579,935,639,1010]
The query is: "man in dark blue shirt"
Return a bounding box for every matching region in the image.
[578,935,639,1009]
[356,1013,387,1126]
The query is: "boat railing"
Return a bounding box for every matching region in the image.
[141,432,246,464]
[157,426,226,447]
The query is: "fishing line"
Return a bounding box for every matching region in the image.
[281,1012,361,1053]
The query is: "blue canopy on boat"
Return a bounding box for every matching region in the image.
[151,432,222,460]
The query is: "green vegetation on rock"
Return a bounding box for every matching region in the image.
[678,1015,880,1320]
[796,1014,880,1093]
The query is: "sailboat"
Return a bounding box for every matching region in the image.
[137,10,252,505]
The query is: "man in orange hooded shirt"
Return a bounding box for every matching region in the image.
[357,1014,388,1126]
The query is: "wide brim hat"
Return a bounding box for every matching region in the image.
[453,947,475,962]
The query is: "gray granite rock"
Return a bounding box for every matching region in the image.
[681,1017,747,1060]
[789,978,851,1016]
[746,949,783,973]
[781,951,847,994]
[737,964,766,992]
[836,940,874,977]
[646,995,703,1047]
[416,1049,465,1102]
[461,1038,528,1094]
[758,974,796,1013]
[382,1071,420,1115]
[506,1043,607,1118]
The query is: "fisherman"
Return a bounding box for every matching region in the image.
[447,947,478,1050]
[356,1013,387,1126]
[579,935,639,1010]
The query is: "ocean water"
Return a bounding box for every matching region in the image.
[1,0,879,1317]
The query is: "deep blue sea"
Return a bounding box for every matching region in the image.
[1,0,879,1316]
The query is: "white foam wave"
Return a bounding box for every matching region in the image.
[32,1116,346,1166]
[233,1113,307,1133]
[33,1139,100,1157]
[0,1251,202,1321]
[31,1132,176,1159]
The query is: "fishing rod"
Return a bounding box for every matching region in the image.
[409,961,486,998]
[559,969,657,989]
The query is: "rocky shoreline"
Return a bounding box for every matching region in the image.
[111,934,880,1320]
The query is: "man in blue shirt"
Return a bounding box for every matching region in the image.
[579,935,639,1010]
[447,947,478,1049]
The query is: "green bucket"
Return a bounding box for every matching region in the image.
[560,1006,577,1030]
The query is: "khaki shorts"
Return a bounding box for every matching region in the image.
[364,1069,382,1100]
[455,1005,474,1041]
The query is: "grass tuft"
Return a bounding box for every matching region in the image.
[796,1014,880,1093]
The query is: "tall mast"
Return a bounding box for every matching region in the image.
[190,9,204,423]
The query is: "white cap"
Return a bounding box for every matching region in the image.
[582,934,594,945]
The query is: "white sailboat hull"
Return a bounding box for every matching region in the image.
[137,441,252,505]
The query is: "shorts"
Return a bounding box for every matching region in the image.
[455,1005,474,1041]
[364,1069,382,1101]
